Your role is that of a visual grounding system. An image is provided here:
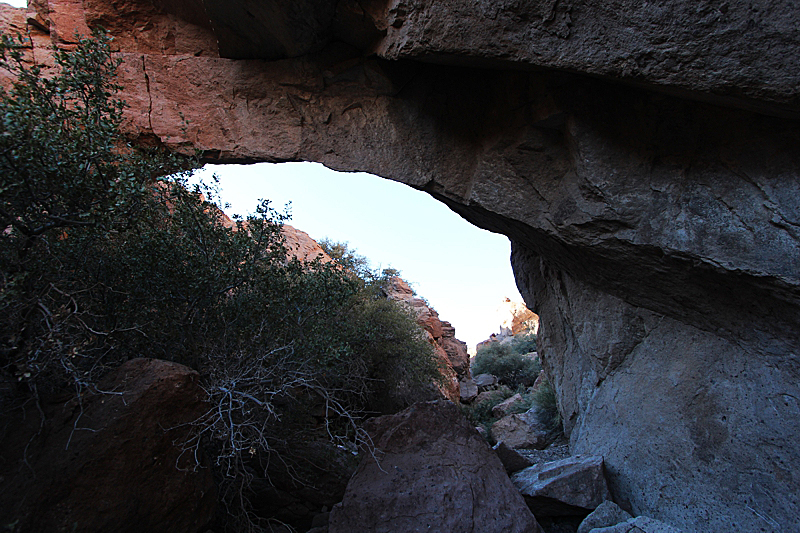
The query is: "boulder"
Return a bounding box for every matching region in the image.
[459,378,478,403]
[578,501,634,533]
[492,440,534,475]
[511,455,612,517]
[474,390,506,405]
[491,411,550,450]
[492,392,525,418]
[0,358,215,533]
[473,373,498,388]
[328,401,543,533]
[588,516,684,533]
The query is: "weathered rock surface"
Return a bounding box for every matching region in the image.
[492,392,525,418]
[512,455,613,517]
[382,276,467,401]
[0,358,215,533]
[589,516,684,533]
[493,440,534,475]
[459,377,478,403]
[473,373,498,388]
[491,411,551,450]
[328,400,543,533]
[578,501,634,533]
[497,297,540,336]
[4,1,800,530]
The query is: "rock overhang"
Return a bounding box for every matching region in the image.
[4,1,800,531]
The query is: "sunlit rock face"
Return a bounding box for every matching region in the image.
[6,1,800,530]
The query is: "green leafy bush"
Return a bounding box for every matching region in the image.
[0,31,442,531]
[471,336,541,390]
[461,387,535,440]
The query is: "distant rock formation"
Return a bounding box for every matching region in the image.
[382,276,469,402]
[497,298,539,337]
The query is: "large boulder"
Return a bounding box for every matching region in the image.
[4,1,800,529]
[491,411,551,450]
[328,401,543,533]
[0,358,215,533]
[512,455,613,517]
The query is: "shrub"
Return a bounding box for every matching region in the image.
[471,341,541,390]
[0,31,442,531]
[530,377,562,432]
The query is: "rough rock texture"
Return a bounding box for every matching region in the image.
[281,224,332,263]
[491,411,551,450]
[497,297,540,335]
[578,501,634,533]
[383,276,469,401]
[589,516,684,533]
[492,392,524,418]
[512,455,613,517]
[328,401,543,533]
[0,358,215,533]
[459,377,478,403]
[493,440,534,475]
[4,1,800,530]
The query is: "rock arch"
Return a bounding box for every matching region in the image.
[5,1,799,530]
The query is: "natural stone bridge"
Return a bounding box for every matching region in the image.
[5,1,799,530]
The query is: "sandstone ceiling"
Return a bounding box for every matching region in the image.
[3,1,800,531]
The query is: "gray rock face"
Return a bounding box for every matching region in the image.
[578,501,634,533]
[492,440,535,474]
[511,455,613,517]
[589,516,684,533]
[328,401,542,533]
[6,1,800,531]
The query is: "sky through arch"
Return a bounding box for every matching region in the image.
[192,162,523,350]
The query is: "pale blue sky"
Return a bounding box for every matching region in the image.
[193,163,522,350]
[1,0,525,349]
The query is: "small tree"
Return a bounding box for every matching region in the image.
[1,31,444,532]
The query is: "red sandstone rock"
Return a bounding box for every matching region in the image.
[328,401,543,533]
[281,224,332,263]
[0,358,215,533]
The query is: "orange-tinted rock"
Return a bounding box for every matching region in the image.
[383,276,470,387]
[281,224,332,263]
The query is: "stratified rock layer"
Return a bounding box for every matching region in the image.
[3,2,800,531]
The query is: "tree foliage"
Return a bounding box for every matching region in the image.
[471,333,540,390]
[0,31,442,532]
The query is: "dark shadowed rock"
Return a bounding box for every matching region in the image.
[328,400,543,533]
[578,501,634,533]
[493,440,534,474]
[512,455,612,517]
[459,378,478,403]
[0,358,215,533]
